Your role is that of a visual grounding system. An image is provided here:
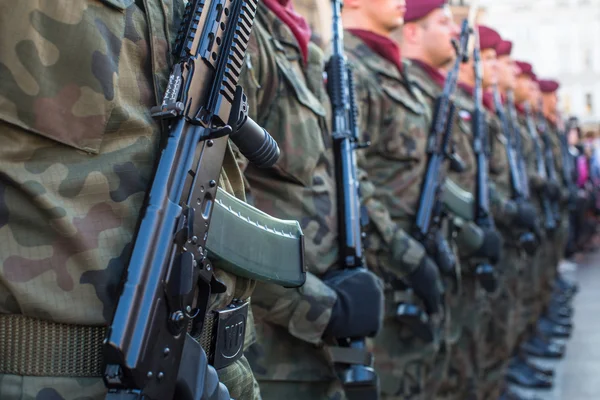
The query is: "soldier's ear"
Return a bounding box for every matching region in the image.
[402,23,419,44]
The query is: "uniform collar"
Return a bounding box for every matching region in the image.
[344,31,402,82]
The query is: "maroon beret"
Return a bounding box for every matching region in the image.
[496,40,512,56]
[477,25,502,51]
[538,79,560,93]
[515,61,533,77]
[405,0,448,23]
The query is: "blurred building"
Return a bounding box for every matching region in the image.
[475,0,600,125]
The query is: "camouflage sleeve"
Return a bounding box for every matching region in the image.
[249,272,337,345]
[354,74,426,278]
[519,125,546,191]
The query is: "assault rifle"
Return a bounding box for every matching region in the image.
[470,35,497,292]
[102,1,305,399]
[525,102,557,235]
[557,115,578,208]
[493,89,537,254]
[326,0,378,398]
[537,106,562,223]
[413,18,471,279]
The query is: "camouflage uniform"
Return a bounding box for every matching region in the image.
[515,109,547,330]
[0,1,260,399]
[237,5,345,399]
[407,62,471,400]
[543,118,569,305]
[481,105,528,399]
[344,36,443,400]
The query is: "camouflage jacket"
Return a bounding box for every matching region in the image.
[516,108,547,194]
[0,1,257,398]
[237,4,341,383]
[408,62,515,228]
[343,32,429,280]
[543,117,567,190]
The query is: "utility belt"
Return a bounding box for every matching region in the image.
[0,301,249,377]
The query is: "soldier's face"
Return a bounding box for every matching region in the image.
[481,48,498,88]
[419,7,459,68]
[543,92,558,112]
[530,84,541,106]
[364,0,406,33]
[497,55,516,90]
[514,75,530,102]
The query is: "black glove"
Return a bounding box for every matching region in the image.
[406,257,443,315]
[512,201,539,231]
[472,227,503,264]
[323,268,384,339]
[545,181,561,200]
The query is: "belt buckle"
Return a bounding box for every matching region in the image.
[210,300,249,370]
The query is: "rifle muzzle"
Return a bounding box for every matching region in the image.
[340,340,380,400]
[475,263,497,293]
[230,116,280,168]
[518,232,537,255]
[395,303,434,343]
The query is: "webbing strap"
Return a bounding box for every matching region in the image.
[0,314,105,377]
[0,314,217,377]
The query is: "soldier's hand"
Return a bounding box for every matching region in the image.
[545,181,561,200]
[512,201,539,231]
[406,256,443,315]
[322,268,384,339]
[472,227,503,264]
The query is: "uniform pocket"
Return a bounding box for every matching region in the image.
[0,1,130,153]
[268,51,327,187]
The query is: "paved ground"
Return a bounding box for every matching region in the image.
[510,251,600,400]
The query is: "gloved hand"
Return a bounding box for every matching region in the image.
[322,268,384,339]
[545,181,561,201]
[472,227,503,264]
[406,256,443,315]
[511,201,539,231]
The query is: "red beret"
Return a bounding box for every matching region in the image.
[538,79,560,93]
[515,61,534,78]
[477,25,502,51]
[496,40,512,56]
[405,0,448,23]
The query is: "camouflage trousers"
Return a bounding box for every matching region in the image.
[435,276,488,400]
[369,289,441,400]
[0,356,260,400]
[479,245,526,400]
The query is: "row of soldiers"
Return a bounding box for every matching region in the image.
[0,0,579,399]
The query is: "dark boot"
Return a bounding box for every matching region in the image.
[521,334,564,358]
[505,359,554,388]
[499,387,543,400]
[538,317,572,338]
[514,354,554,377]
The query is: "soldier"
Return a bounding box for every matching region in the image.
[510,62,568,361]
[343,0,504,398]
[0,1,264,399]
[537,79,575,325]
[341,0,445,398]
[489,38,555,398]
[237,0,385,398]
[402,6,511,399]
